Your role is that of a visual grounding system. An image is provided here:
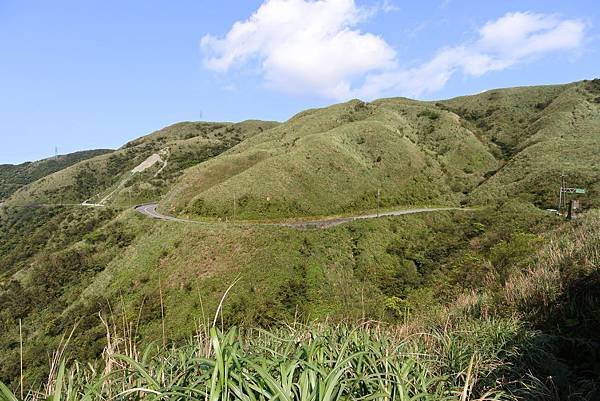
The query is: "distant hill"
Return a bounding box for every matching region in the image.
[3,120,278,208]
[0,149,112,202]
[160,80,599,220]
[438,80,600,209]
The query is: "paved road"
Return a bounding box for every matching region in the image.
[282,207,468,229]
[135,203,470,229]
[135,203,194,223]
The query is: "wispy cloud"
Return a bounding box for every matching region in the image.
[222,83,237,92]
[378,0,399,13]
[201,1,587,100]
[355,12,587,99]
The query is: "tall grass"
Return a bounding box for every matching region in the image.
[0,318,523,401]
[502,211,600,321]
[455,211,600,400]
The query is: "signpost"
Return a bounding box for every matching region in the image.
[557,176,586,218]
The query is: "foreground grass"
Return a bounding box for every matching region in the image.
[2,318,534,401]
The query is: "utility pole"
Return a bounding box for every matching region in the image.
[562,175,566,212]
[19,319,23,401]
[233,194,237,221]
[377,188,381,217]
[558,174,565,214]
[557,174,586,218]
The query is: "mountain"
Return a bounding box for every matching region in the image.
[0,79,598,389]
[439,80,600,208]
[161,98,499,219]
[5,80,598,217]
[0,149,112,202]
[159,80,599,221]
[3,120,278,208]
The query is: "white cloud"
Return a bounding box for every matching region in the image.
[202,4,586,100]
[201,0,396,99]
[353,12,587,98]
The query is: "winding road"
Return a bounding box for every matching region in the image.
[135,203,194,223]
[135,203,470,229]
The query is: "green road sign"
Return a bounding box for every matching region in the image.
[575,188,586,194]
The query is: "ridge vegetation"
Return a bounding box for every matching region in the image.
[160,80,599,220]
[0,150,112,203]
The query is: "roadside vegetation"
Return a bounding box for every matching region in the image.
[0,320,533,401]
[1,210,598,400]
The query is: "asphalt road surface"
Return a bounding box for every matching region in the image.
[135,203,469,229]
[135,203,195,223]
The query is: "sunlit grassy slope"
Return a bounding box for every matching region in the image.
[0,149,112,202]
[161,99,498,219]
[3,120,278,207]
[439,80,600,207]
[159,80,600,220]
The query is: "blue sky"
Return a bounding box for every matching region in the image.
[0,0,598,164]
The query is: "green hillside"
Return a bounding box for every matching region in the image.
[0,80,599,397]
[161,99,498,220]
[160,80,600,221]
[439,80,600,208]
[0,149,112,202]
[3,120,277,208]
[5,208,599,401]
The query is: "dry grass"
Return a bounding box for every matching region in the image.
[502,211,600,315]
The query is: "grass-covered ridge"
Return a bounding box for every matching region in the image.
[162,99,498,220]
[0,149,112,202]
[440,80,600,208]
[3,120,278,208]
[159,80,600,220]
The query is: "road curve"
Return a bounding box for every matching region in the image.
[135,203,470,229]
[135,203,195,223]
